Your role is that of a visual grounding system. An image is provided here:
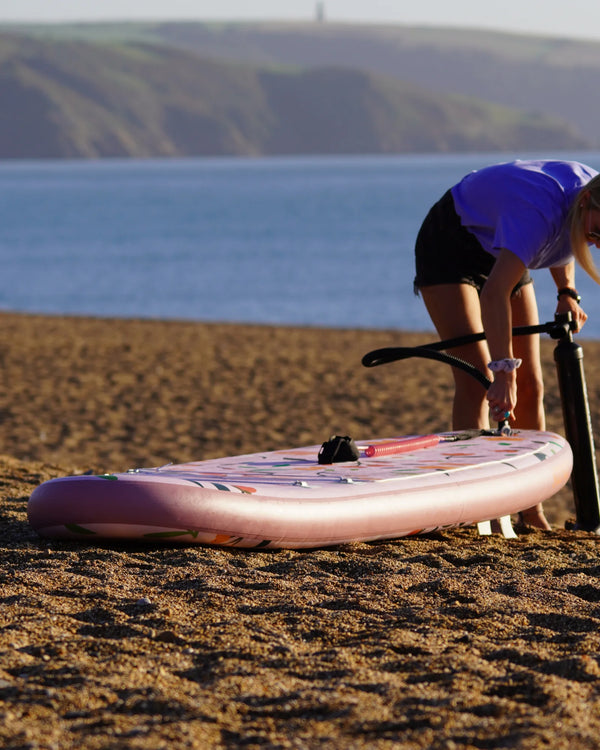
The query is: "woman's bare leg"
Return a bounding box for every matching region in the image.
[420,283,491,430]
[420,282,551,529]
[510,284,551,529]
[510,283,545,430]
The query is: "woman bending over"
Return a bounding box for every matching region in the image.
[414,159,600,529]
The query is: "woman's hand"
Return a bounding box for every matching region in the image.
[556,295,587,333]
[551,262,587,333]
[486,370,518,422]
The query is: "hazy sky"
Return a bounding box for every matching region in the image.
[2,0,600,42]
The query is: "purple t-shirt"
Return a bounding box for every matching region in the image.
[451,160,598,269]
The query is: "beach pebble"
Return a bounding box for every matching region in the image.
[136,597,152,606]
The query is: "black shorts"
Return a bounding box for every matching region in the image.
[413,189,532,295]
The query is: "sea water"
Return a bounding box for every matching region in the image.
[2,152,600,336]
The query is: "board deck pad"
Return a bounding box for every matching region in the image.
[28,430,572,548]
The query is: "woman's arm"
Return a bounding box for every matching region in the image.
[550,262,588,332]
[479,249,528,418]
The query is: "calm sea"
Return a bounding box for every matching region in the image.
[2,152,600,337]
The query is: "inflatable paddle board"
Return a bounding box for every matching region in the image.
[28,430,572,548]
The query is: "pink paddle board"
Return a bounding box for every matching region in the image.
[28,430,572,548]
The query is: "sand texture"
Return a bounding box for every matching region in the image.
[2,312,600,749]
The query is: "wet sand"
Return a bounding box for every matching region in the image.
[2,312,600,749]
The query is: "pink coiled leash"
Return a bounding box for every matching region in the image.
[363,435,441,457]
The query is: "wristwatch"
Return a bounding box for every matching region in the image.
[557,287,581,303]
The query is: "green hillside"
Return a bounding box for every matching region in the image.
[149,21,600,147]
[0,28,589,159]
[7,20,598,143]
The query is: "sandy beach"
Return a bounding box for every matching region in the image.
[2,312,600,749]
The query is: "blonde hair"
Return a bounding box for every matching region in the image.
[569,173,600,285]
